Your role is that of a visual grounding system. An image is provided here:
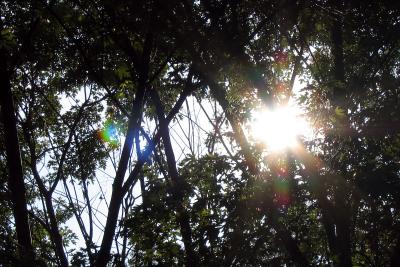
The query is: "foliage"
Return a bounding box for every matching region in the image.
[1,0,400,266]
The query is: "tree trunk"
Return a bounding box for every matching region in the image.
[0,49,34,266]
[206,76,309,267]
[330,0,352,266]
[44,191,69,267]
[151,89,198,266]
[24,121,69,267]
[95,87,146,267]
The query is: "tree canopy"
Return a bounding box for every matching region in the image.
[1,0,400,266]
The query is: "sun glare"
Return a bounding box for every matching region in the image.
[250,103,311,151]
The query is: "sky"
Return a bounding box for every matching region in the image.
[56,77,312,257]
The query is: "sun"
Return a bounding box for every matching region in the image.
[250,102,311,151]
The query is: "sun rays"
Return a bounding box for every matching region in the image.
[250,101,312,152]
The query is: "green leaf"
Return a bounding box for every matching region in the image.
[115,65,131,80]
[335,106,345,118]
[0,28,16,49]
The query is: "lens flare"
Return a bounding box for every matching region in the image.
[274,178,290,206]
[97,120,119,146]
[274,51,289,67]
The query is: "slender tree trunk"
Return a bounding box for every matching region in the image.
[151,90,198,266]
[331,0,346,108]
[205,76,309,267]
[95,81,193,266]
[95,21,154,265]
[330,1,352,266]
[294,147,341,265]
[44,191,69,267]
[24,121,69,267]
[33,170,68,267]
[0,49,34,266]
[95,87,146,267]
